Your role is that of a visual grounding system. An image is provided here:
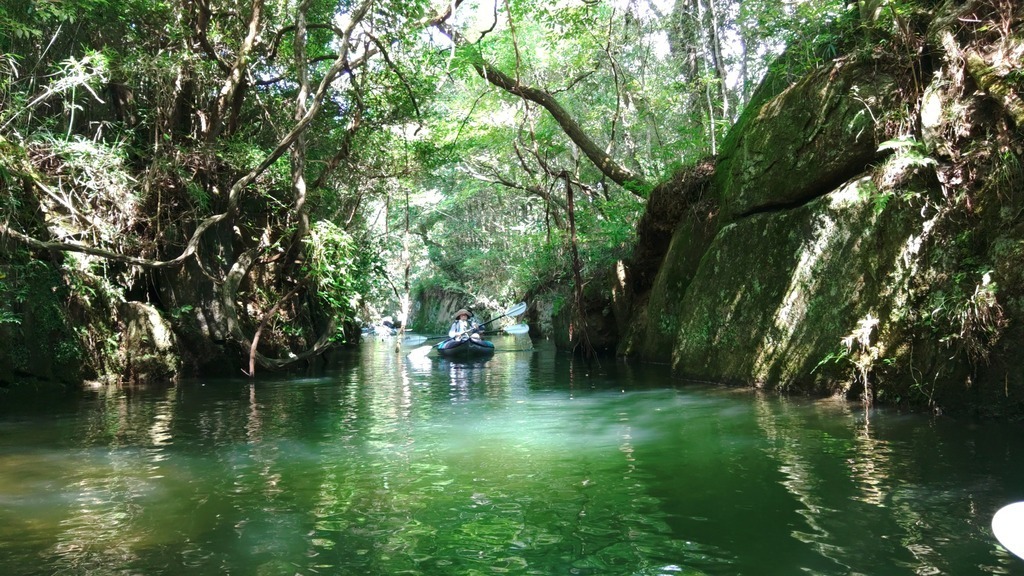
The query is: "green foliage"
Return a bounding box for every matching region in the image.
[303,220,382,336]
[877,134,935,158]
[1,0,124,42]
[0,260,84,378]
[992,149,1023,198]
[812,345,851,374]
[745,0,898,82]
[395,0,863,308]
[169,304,195,320]
[867,135,935,213]
[20,133,141,253]
[405,172,641,305]
[1,0,886,373]
[926,269,1006,364]
[0,268,24,326]
[0,49,111,135]
[0,6,38,41]
[305,221,358,309]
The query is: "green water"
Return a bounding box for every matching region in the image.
[1,337,1023,575]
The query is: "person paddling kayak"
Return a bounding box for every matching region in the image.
[448,308,482,341]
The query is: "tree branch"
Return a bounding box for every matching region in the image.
[1,0,377,271]
[247,281,304,376]
[365,32,423,126]
[225,248,336,373]
[431,17,646,196]
[464,163,569,222]
[209,0,264,141]
[191,0,232,75]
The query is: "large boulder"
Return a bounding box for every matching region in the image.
[620,2,1024,416]
[119,301,181,383]
[714,59,885,220]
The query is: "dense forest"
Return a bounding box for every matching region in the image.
[0,0,815,375]
[2,0,1022,415]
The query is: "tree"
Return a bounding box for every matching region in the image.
[0,0,435,374]
[404,0,841,338]
[0,0,858,376]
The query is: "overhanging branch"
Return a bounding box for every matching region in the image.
[431,14,647,197]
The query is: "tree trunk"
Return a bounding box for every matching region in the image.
[705,0,730,120]
[291,0,312,251]
[564,173,595,359]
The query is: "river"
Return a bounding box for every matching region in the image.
[1,335,1022,575]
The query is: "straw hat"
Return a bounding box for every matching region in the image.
[453,308,471,318]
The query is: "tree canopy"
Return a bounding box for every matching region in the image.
[0,0,856,375]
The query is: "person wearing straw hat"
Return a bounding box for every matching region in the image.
[448,308,482,341]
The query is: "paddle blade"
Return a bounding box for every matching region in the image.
[502,323,529,334]
[407,343,435,358]
[505,301,528,317]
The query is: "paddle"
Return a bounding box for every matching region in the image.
[404,323,527,346]
[487,323,529,335]
[407,302,527,358]
[993,501,1024,560]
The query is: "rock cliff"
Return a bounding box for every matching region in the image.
[617,0,1024,416]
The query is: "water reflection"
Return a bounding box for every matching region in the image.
[752,394,835,559]
[1,342,1024,575]
[440,358,496,401]
[849,416,893,507]
[747,394,1019,576]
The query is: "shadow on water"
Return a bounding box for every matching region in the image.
[0,337,1023,575]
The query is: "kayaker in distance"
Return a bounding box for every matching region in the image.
[449,309,482,341]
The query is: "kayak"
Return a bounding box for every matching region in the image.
[435,337,495,358]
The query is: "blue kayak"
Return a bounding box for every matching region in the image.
[435,337,495,358]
